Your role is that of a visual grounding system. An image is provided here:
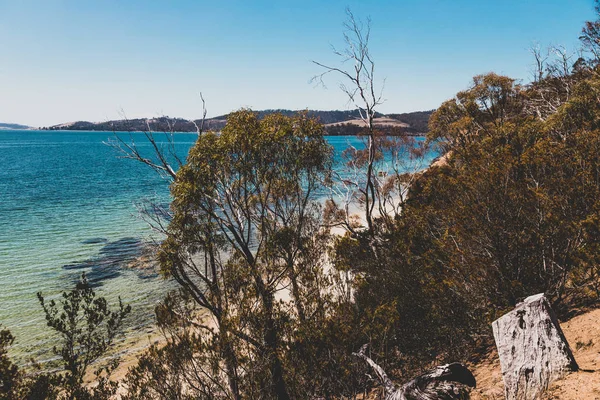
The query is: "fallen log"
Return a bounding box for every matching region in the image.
[353,345,476,399]
[492,293,578,400]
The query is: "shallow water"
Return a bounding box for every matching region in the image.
[0,130,436,362]
[0,130,189,361]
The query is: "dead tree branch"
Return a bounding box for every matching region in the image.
[312,8,384,234]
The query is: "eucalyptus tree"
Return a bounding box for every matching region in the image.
[156,110,333,399]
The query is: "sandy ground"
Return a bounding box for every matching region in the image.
[430,151,450,168]
[82,327,165,385]
[470,308,600,400]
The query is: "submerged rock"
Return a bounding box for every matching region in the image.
[80,237,108,244]
[63,237,150,286]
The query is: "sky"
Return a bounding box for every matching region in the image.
[0,0,596,127]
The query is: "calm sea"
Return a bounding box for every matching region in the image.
[0,130,435,361]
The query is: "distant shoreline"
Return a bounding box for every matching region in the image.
[4,128,426,137]
[24,109,432,135]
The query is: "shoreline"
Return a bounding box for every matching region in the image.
[1,127,436,385]
[2,128,427,138]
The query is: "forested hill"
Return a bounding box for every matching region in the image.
[387,110,433,133]
[0,122,30,130]
[209,109,388,124]
[42,109,433,135]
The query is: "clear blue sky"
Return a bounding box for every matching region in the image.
[0,0,596,127]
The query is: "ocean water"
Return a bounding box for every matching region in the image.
[0,130,435,362]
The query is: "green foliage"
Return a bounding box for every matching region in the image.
[0,275,130,399]
[428,73,524,152]
[329,8,600,381]
[419,68,600,311]
[581,1,600,61]
[331,224,479,377]
[0,328,21,399]
[123,330,228,400]
[145,110,361,399]
[337,64,600,384]
[36,273,131,399]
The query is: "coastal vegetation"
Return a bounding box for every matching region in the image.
[5,3,600,400]
[1,275,130,399]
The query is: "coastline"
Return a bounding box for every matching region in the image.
[6,128,427,138]
[1,129,437,388]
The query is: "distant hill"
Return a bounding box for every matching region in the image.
[208,109,387,125]
[43,109,433,136]
[387,110,434,134]
[0,122,31,130]
[45,117,208,133]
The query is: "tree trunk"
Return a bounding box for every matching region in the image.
[492,293,578,400]
[255,273,291,400]
[264,323,291,400]
[223,337,241,400]
[288,266,306,322]
[264,296,290,400]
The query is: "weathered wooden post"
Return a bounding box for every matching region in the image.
[492,293,578,400]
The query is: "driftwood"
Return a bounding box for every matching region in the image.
[354,345,476,399]
[492,293,578,400]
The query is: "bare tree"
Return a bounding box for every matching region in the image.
[313,10,426,237]
[580,0,600,63]
[106,93,207,182]
[524,45,585,125]
[105,94,207,236]
[530,43,549,83]
[312,8,384,234]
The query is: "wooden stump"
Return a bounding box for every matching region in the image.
[492,293,578,400]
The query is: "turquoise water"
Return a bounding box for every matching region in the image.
[0,130,192,361]
[0,130,435,361]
